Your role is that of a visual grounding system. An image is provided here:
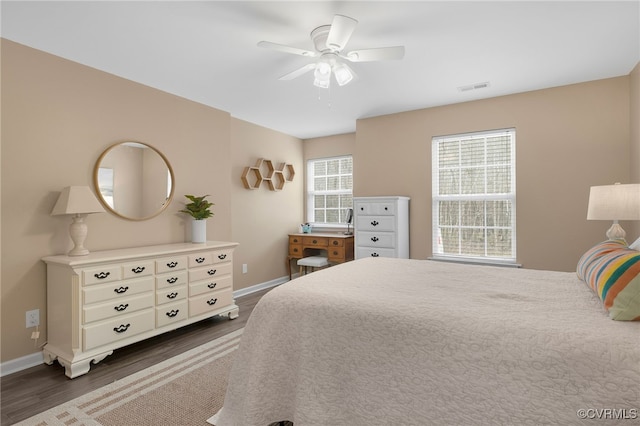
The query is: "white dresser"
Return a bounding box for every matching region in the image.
[354,196,410,259]
[42,241,238,378]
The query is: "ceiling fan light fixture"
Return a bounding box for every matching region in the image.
[313,61,332,88]
[333,63,354,86]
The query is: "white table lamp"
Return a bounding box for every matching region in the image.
[587,183,640,240]
[51,186,105,256]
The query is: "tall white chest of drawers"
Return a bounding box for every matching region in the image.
[42,241,238,378]
[354,196,410,259]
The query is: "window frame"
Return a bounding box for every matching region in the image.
[431,128,517,265]
[306,155,353,229]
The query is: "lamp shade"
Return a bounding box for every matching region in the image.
[587,183,640,221]
[51,186,105,216]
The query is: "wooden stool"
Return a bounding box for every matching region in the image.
[297,256,329,275]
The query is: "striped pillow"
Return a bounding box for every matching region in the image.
[577,239,640,320]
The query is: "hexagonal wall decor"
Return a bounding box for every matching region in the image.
[241,158,295,191]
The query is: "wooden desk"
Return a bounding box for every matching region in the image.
[287,233,354,280]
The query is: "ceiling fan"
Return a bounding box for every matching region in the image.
[258,14,405,89]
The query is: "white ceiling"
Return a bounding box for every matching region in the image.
[2,1,639,139]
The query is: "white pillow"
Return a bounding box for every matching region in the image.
[630,236,640,251]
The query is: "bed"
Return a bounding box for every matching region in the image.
[210,254,640,425]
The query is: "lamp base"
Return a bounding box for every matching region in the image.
[68,214,90,256]
[606,221,626,240]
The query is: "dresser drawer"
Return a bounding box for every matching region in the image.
[356,231,395,248]
[189,263,232,282]
[155,256,188,274]
[156,300,188,328]
[122,260,154,279]
[83,292,154,324]
[356,216,396,232]
[155,270,188,289]
[83,277,154,305]
[211,249,233,264]
[156,285,187,305]
[83,265,122,286]
[302,236,328,247]
[189,289,233,317]
[356,247,398,259]
[189,276,232,297]
[83,309,154,351]
[188,252,214,267]
[355,201,396,216]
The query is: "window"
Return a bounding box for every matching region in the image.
[432,129,516,263]
[307,155,353,226]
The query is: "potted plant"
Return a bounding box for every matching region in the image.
[180,194,214,243]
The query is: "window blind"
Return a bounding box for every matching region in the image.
[432,129,516,262]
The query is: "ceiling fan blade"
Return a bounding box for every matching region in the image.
[258,41,317,57]
[326,15,358,51]
[278,63,317,80]
[344,46,405,62]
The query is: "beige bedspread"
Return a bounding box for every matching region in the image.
[211,258,639,425]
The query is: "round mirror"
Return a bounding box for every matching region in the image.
[93,141,175,221]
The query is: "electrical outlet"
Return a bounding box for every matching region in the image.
[26,309,39,328]
[242,264,248,274]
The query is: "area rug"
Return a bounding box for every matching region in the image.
[16,328,243,426]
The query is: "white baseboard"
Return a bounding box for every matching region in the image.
[0,275,292,377]
[1,351,44,377]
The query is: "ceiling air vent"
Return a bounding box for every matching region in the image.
[458,81,490,92]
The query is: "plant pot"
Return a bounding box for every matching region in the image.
[191,219,207,243]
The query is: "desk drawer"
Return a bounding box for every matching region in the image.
[328,246,345,262]
[289,244,303,257]
[302,236,328,247]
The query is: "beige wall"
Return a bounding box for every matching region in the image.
[355,77,631,271]
[629,62,640,239]
[1,40,303,363]
[231,118,303,289]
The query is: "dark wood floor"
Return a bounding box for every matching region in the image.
[0,287,271,426]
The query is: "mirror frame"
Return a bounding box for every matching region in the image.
[93,141,175,221]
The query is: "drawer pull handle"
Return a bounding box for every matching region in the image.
[385,207,388,211]
[371,253,380,257]
[167,277,178,284]
[371,237,379,242]
[218,254,227,260]
[166,309,180,318]
[113,324,130,333]
[332,241,339,245]
[114,286,129,294]
[195,257,205,263]
[208,282,217,289]
[207,298,218,306]
[166,261,178,268]
[114,304,129,312]
[131,266,145,274]
[312,239,318,244]
[94,272,110,280]
[293,248,299,253]
[332,251,339,256]
[371,221,379,226]
[207,269,217,276]
[360,207,364,211]
[167,292,178,299]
